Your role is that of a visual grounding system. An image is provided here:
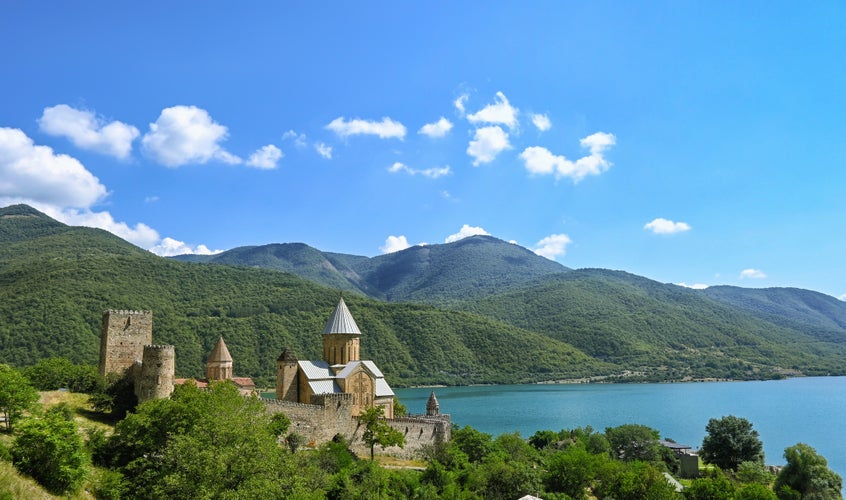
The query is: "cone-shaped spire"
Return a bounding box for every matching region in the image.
[322,297,361,335]
[427,390,440,416]
[208,336,233,362]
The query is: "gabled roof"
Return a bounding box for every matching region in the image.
[322,297,361,335]
[208,336,233,363]
[299,360,333,380]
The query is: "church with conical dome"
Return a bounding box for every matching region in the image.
[275,297,395,418]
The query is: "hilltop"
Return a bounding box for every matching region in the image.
[3,204,846,385]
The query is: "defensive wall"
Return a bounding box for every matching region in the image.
[265,397,451,458]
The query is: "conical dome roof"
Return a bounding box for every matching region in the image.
[208,336,233,363]
[322,297,361,335]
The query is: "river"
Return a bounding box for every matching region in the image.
[395,376,846,481]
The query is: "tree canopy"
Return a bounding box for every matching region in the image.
[773,443,843,500]
[0,364,39,432]
[700,415,764,471]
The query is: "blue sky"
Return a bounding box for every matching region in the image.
[2,2,844,299]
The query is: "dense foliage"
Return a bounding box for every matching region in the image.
[0,365,39,432]
[700,415,764,471]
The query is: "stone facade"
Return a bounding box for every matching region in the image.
[135,345,175,402]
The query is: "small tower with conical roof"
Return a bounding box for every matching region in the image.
[276,347,299,401]
[426,390,440,416]
[206,336,234,381]
[322,297,361,365]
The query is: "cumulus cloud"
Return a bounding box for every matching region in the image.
[388,162,451,179]
[676,282,710,290]
[246,144,283,169]
[839,293,846,302]
[445,224,490,243]
[282,130,308,148]
[315,142,333,159]
[467,91,518,129]
[531,113,551,132]
[147,237,222,257]
[141,105,240,167]
[38,104,140,159]
[519,131,616,182]
[325,117,406,140]
[0,127,107,208]
[47,207,160,248]
[467,126,511,166]
[533,234,572,260]
[418,117,453,138]
[740,269,767,279]
[644,218,691,234]
[380,235,411,254]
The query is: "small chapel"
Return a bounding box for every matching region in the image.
[275,297,396,418]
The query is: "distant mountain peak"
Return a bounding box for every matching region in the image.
[0,203,57,220]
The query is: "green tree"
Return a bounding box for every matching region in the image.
[700,415,764,471]
[11,406,90,495]
[773,443,842,500]
[736,483,778,500]
[684,469,735,500]
[0,364,39,432]
[359,405,405,460]
[605,424,662,462]
[393,397,408,417]
[23,357,99,393]
[545,445,608,499]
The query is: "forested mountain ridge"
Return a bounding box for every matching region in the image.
[3,204,846,384]
[172,235,571,303]
[0,204,607,386]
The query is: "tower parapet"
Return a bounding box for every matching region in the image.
[135,344,175,403]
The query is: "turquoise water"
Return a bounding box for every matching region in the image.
[396,377,846,480]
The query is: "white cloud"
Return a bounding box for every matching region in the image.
[531,113,551,132]
[533,234,572,260]
[740,269,767,279]
[644,218,691,234]
[246,144,283,169]
[676,282,710,290]
[445,224,490,243]
[147,237,222,257]
[838,293,846,302]
[0,127,107,208]
[388,162,451,179]
[282,130,308,148]
[519,131,616,182]
[454,94,469,115]
[38,104,140,159]
[141,105,240,167]
[144,196,159,203]
[418,117,453,138]
[315,142,333,159]
[467,126,511,166]
[325,117,406,139]
[467,91,518,129]
[48,206,160,248]
[380,235,411,254]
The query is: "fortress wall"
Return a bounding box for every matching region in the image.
[135,344,175,402]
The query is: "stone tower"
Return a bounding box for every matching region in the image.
[99,310,153,376]
[206,336,234,381]
[427,390,440,416]
[322,297,361,365]
[135,345,175,402]
[276,348,299,401]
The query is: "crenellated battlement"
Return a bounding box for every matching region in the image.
[103,309,152,316]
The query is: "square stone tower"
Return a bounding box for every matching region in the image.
[98,310,153,376]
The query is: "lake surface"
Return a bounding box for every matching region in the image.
[396,377,846,481]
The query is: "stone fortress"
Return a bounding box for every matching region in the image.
[97,300,450,456]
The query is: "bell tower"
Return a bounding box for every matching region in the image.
[321,297,361,365]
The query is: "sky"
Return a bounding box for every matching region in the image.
[1,2,845,299]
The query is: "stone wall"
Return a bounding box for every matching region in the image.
[266,397,450,458]
[135,344,175,403]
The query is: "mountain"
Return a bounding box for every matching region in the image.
[3,204,846,385]
[0,204,604,386]
[173,235,571,304]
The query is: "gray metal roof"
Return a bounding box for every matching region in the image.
[308,380,342,395]
[322,297,361,335]
[298,360,333,380]
[375,378,395,397]
[361,360,384,378]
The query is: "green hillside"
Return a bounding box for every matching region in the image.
[0,205,606,386]
[456,269,846,380]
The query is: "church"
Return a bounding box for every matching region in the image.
[275,297,396,418]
